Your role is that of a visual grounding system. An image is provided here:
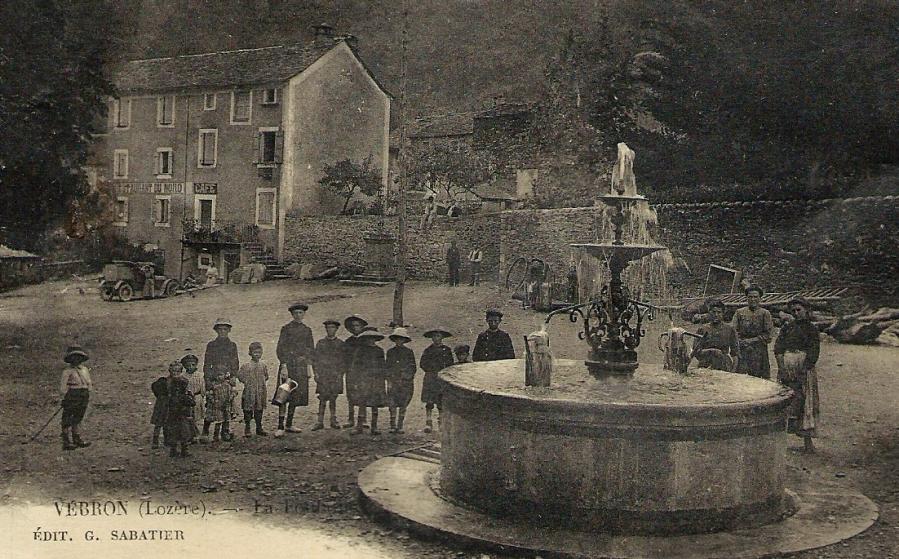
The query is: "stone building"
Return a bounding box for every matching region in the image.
[92,26,390,280]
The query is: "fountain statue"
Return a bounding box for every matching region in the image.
[358,144,878,559]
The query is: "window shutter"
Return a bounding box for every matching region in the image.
[253,131,261,164]
[274,130,284,163]
[155,152,161,175]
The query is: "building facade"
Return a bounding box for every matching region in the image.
[93,29,390,280]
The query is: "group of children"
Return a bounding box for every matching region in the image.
[146,305,478,455]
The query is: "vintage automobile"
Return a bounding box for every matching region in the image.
[99,261,180,301]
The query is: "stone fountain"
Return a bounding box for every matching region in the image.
[358,144,877,558]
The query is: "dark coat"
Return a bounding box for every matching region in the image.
[313,336,345,398]
[473,329,516,361]
[150,376,169,426]
[420,343,454,404]
[352,343,387,407]
[277,321,315,406]
[774,319,820,369]
[343,335,366,405]
[203,337,239,388]
[386,345,416,408]
[163,377,196,445]
[446,246,461,267]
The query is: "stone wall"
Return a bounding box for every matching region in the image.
[283,213,502,280]
[284,196,898,304]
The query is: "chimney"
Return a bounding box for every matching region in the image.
[313,23,334,39]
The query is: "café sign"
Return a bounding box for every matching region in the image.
[192,182,218,195]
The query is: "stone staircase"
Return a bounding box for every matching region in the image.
[243,242,290,280]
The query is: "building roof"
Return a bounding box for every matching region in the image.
[113,40,364,94]
[0,245,41,259]
[473,176,518,200]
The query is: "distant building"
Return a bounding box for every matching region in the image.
[92,26,390,280]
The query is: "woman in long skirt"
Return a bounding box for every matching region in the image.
[775,297,821,453]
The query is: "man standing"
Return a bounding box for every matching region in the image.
[446,240,461,286]
[468,246,483,286]
[473,309,516,362]
[141,262,155,299]
[691,300,740,372]
[276,303,314,435]
[731,285,774,379]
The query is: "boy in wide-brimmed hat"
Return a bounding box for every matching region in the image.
[59,346,93,451]
[420,328,454,433]
[352,329,387,435]
[386,327,416,434]
[203,318,239,442]
[312,319,345,430]
[275,303,314,435]
[342,314,369,429]
[237,342,269,437]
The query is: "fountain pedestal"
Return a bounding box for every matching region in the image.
[439,360,794,535]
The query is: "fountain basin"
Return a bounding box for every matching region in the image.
[438,359,794,535]
[571,243,666,262]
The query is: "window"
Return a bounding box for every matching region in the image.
[154,196,171,226]
[155,148,173,177]
[194,194,216,230]
[261,88,278,105]
[203,93,216,111]
[157,95,175,126]
[198,254,213,268]
[256,189,276,228]
[197,129,217,168]
[113,149,129,178]
[256,127,281,165]
[114,197,129,225]
[113,98,131,128]
[230,90,252,124]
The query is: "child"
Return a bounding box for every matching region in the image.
[203,318,239,442]
[454,344,471,364]
[60,346,92,451]
[237,342,269,437]
[353,330,387,435]
[386,328,416,434]
[420,328,454,433]
[150,362,181,449]
[342,315,369,429]
[181,352,204,443]
[163,362,195,458]
[312,319,345,431]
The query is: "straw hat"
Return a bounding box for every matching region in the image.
[213,318,233,330]
[180,353,199,366]
[64,346,89,364]
[423,328,452,339]
[358,329,385,341]
[344,314,369,329]
[388,327,412,342]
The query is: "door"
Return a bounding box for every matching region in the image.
[223,251,240,283]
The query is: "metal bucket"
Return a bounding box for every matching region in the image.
[271,378,298,406]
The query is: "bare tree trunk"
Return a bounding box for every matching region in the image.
[391,0,409,327]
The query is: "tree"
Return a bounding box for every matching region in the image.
[0,0,119,248]
[407,142,489,201]
[318,156,383,214]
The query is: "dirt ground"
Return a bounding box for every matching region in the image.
[0,277,897,558]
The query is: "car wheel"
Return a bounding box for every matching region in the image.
[164,281,179,297]
[118,283,134,302]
